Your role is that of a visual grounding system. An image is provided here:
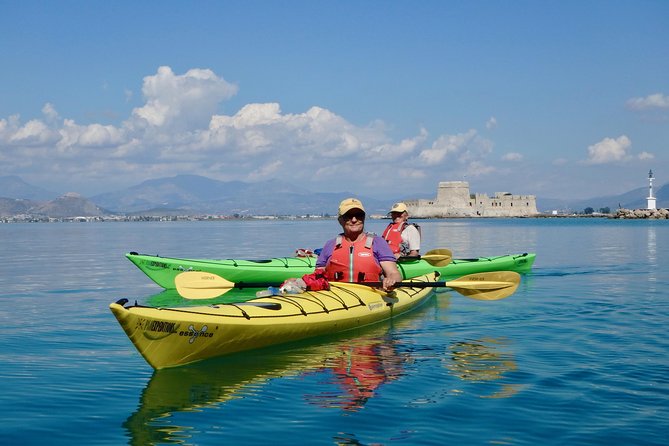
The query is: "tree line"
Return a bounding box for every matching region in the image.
[583,207,611,215]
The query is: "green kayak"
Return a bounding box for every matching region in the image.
[126,251,535,289]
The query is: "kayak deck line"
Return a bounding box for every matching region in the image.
[115,280,431,320]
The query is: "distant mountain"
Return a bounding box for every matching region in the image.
[91,174,390,216]
[0,175,56,200]
[538,183,668,212]
[0,192,111,218]
[31,192,111,218]
[0,197,33,217]
[2,174,667,217]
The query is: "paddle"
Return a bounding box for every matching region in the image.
[175,270,520,301]
[399,248,453,267]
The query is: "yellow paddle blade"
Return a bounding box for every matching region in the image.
[424,248,453,258]
[419,253,452,267]
[175,271,236,299]
[421,248,453,267]
[398,248,452,267]
[445,271,520,301]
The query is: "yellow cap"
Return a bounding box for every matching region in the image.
[338,198,365,216]
[389,202,408,214]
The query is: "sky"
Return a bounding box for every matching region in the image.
[1,0,667,200]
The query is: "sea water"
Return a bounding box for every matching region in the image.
[0,218,667,445]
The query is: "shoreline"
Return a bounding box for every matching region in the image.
[3,208,668,223]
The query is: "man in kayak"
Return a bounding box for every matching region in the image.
[382,202,421,258]
[281,198,402,293]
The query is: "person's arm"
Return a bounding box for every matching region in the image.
[316,239,335,268]
[373,236,402,290]
[403,225,420,256]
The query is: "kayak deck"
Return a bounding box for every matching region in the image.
[110,273,438,369]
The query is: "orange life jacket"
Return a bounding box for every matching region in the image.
[325,233,383,283]
[382,222,406,254]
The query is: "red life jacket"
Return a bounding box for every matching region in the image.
[382,222,406,254]
[325,233,383,283]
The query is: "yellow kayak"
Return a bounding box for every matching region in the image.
[110,273,439,369]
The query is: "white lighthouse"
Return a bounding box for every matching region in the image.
[647,169,656,210]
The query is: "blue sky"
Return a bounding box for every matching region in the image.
[1,0,667,200]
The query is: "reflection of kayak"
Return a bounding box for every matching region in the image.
[144,287,260,307]
[110,273,438,369]
[122,309,431,444]
[126,251,535,289]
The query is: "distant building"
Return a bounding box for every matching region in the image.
[647,169,656,210]
[405,181,538,218]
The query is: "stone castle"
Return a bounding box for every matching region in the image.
[405,181,538,218]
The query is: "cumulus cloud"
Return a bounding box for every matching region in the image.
[0,66,506,195]
[418,129,491,164]
[42,103,59,123]
[486,116,497,129]
[132,66,238,129]
[463,160,496,177]
[584,135,632,164]
[638,151,654,160]
[626,93,669,110]
[9,119,59,146]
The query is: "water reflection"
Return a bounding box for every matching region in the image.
[143,287,258,307]
[445,338,519,398]
[122,297,519,444]
[303,334,409,411]
[647,225,657,292]
[122,303,434,444]
[647,225,656,265]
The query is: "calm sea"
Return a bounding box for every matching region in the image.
[1,218,667,445]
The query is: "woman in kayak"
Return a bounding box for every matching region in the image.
[382,202,421,258]
[282,198,402,293]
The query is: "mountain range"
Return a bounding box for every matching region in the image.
[0,174,666,218]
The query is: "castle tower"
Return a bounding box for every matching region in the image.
[647,169,656,210]
[436,181,470,206]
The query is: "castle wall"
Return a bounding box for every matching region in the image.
[405,181,538,218]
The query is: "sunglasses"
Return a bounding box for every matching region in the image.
[342,211,365,221]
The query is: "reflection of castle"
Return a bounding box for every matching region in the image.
[406,181,538,218]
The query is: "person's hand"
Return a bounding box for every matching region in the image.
[382,275,399,291]
[379,261,402,291]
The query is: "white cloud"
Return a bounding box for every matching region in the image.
[638,151,654,160]
[502,152,523,161]
[0,66,508,195]
[248,160,284,180]
[463,160,496,177]
[131,66,238,129]
[626,93,669,110]
[9,119,59,146]
[486,116,497,129]
[419,129,480,164]
[584,135,632,164]
[42,103,59,123]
